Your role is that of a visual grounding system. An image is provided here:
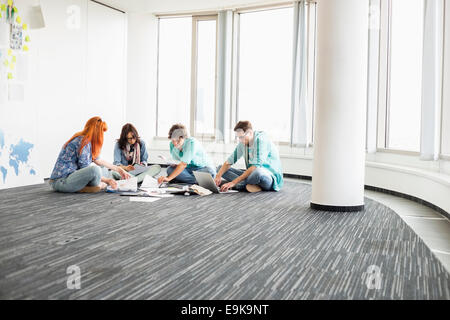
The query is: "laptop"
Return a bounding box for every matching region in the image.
[193,171,239,194]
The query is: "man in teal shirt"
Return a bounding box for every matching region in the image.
[157,124,216,184]
[215,121,284,193]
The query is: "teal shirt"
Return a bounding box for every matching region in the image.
[170,137,212,169]
[227,131,284,191]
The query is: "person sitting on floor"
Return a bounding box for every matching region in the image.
[214,120,284,193]
[157,123,216,185]
[49,116,130,193]
[112,123,161,183]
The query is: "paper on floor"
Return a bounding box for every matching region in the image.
[129,197,160,203]
[140,175,159,188]
[108,177,138,192]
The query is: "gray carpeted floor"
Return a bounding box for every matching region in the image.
[0,180,449,299]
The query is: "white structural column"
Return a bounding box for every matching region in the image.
[311,0,369,212]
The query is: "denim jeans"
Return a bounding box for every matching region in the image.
[50,164,102,193]
[167,165,216,184]
[218,165,274,191]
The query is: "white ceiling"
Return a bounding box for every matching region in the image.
[98,0,289,13]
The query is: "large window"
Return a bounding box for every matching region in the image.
[385,0,424,152]
[156,6,317,146]
[157,17,192,137]
[441,0,450,157]
[157,16,217,138]
[237,7,293,143]
[192,17,217,137]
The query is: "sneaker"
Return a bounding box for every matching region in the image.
[246,184,262,193]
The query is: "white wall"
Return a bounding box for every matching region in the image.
[0,0,46,189]
[34,0,127,177]
[86,1,127,163]
[126,13,158,142]
[0,0,127,189]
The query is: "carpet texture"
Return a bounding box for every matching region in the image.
[0,180,449,299]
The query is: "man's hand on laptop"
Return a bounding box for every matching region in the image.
[220,181,235,192]
[214,175,222,187]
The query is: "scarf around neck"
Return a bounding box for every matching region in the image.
[123,142,141,165]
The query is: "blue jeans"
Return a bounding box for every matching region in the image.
[50,164,102,193]
[167,165,216,184]
[218,165,274,191]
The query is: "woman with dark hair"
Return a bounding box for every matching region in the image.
[113,123,161,182]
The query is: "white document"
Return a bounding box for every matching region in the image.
[158,155,179,166]
[140,175,159,189]
[141,191,174,198]
[129,197,160,203]
[108,177,138,192]
[140,186,185,194]
[150,193,174,198]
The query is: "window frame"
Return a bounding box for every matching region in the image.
[190,15,218,140]
[155,16,193,138]
[156,2,318,147]
[377,0,423,155]
[235,4,295,145]
[155,15,218,140]
[440,0,450,158]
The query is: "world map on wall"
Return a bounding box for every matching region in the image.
[0,129,36,184]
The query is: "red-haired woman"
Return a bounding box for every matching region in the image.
[49,117,130,193]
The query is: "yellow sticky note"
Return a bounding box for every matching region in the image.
[25,35,30,42]
[7,0,12,6]
[9,63,14,70]
[3,60,9,67]
[12,56,16,63]
[1,4,6,11]
[23,45,29,52]
[7,72,13,80]
[22,23,28,30]
[16,16,21,24]
[7,49,12,56]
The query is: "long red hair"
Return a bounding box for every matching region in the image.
[64,117,108,160]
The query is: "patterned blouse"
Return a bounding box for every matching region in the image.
[50,136,93,180]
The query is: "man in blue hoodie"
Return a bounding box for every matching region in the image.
[215,121,284,193]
